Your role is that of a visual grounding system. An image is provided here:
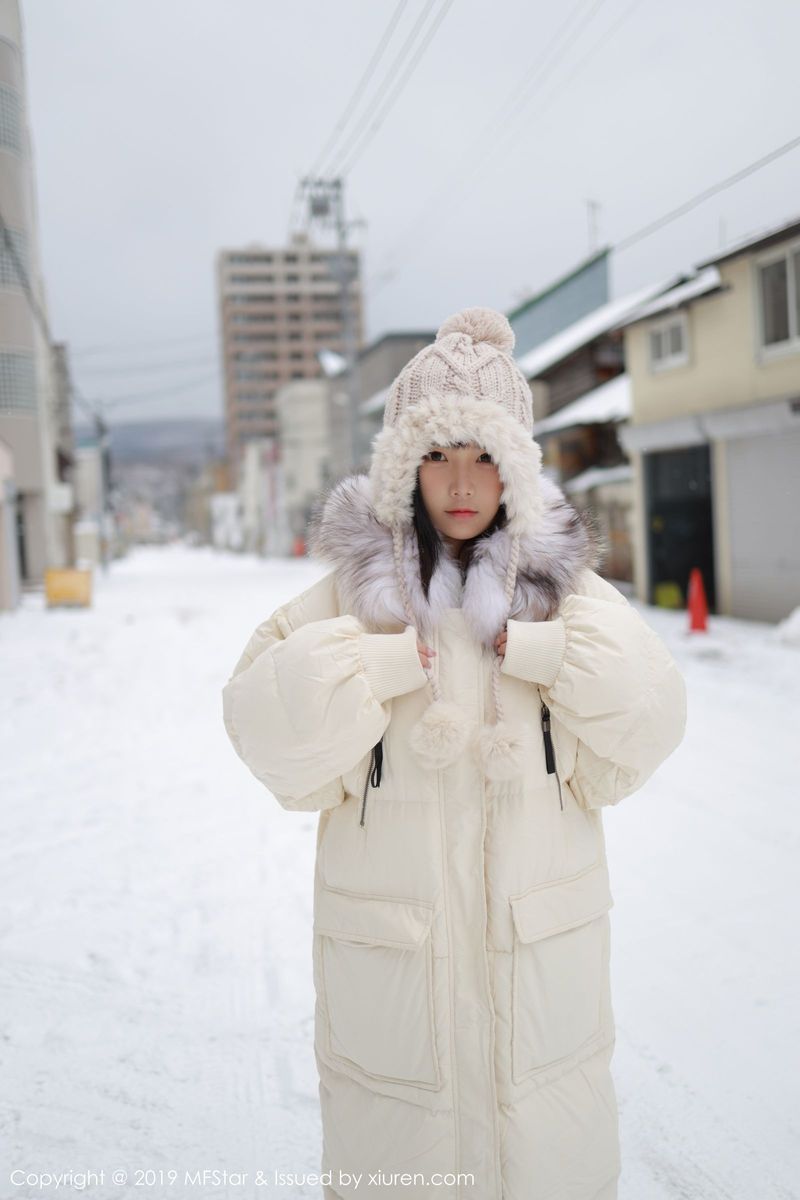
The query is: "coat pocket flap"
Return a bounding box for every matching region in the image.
[315,886,434,949]
[509,861,614,944]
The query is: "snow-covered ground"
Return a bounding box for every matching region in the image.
[1,544,797,1200]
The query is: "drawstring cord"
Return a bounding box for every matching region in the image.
[359,736,384,828]
[489,529,520,728]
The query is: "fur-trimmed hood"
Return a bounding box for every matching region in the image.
[305,306,606,782]
[307,469,605,654]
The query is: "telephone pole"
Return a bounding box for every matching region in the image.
[295,177,365,467]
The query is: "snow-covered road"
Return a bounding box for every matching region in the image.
[1,544,797,1200]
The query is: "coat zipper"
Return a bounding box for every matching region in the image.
[358,736,383,828]
[538,689,563,811]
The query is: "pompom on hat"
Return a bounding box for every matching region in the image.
[367,306,544,781]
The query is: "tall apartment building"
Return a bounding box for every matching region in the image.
[216,230,363,477]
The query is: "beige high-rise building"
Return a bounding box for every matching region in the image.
[216,230,363,478]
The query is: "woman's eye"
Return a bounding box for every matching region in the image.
[423,450,492,463]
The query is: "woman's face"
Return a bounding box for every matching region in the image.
[418,443,503,548]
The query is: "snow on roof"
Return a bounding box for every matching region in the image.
[515,276,678,379]
[318,348,348,377]
[609,266,723,329]
[563,462,633,494]
[533,372,631,436]
[695,212,800,269]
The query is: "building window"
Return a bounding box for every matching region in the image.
[0,226,29,287]
[648,312,688,372]
[0,85,22,154]
[756,242,800,353]
[231,350,277,362]
[228,253,273,265]
[0,351,36,411]
[229,273,275,284]
[230,293,275,304]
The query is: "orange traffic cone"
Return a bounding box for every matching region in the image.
[687,567,708,632]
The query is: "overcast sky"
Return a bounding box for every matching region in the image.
[20,0,800,423]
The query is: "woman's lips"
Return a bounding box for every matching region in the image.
[445,510,478,519]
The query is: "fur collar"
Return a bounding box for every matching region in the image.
[307,471,604,651]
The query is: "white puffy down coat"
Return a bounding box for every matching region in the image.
[222,542,687,1200]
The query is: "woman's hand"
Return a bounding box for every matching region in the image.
[494,627,507,658]
[417,639,436,670]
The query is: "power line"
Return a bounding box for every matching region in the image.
[325,0,441,178]
[338,0,459,179]
[364,0,800,302]
[0,205,222,426]
[367,0,623,291]
[614,131,800,253]
[92,369,221,409]
[476,0,608,146]
[336,0,458,178]
[309,0,410,179]
[0,200,103,427]
[79,354,221,377]
[71,331,217,358]
[464,0,644,198]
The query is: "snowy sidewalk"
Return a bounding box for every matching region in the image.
[0,544,797,1200]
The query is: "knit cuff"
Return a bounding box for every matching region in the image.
[358,625,429,704]
[500,617,567,687]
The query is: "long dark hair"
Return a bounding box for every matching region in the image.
[412,446,507,599]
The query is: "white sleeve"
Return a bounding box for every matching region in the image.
[223,606,428,811]
[501,574,687,808]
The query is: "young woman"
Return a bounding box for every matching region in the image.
[222,308,687,1200]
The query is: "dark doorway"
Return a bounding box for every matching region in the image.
[15,495,28,583]
[644,444,716,611]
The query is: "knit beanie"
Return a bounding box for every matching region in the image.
[367,306,545,781]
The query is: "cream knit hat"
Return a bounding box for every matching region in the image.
[367,306,544,781]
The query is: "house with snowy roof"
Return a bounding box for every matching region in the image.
[508,249,684,583]
[612,212,800,622]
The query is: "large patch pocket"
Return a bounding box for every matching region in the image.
[509,860,614,1084]
[314,885,442,1090]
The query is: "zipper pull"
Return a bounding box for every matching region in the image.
[370,738,383,788]
[540,699,564,811]
[359,736,384,828]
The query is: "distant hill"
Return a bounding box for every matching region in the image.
[75,417,225,467]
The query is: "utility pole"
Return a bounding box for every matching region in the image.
[296,177,365,468]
